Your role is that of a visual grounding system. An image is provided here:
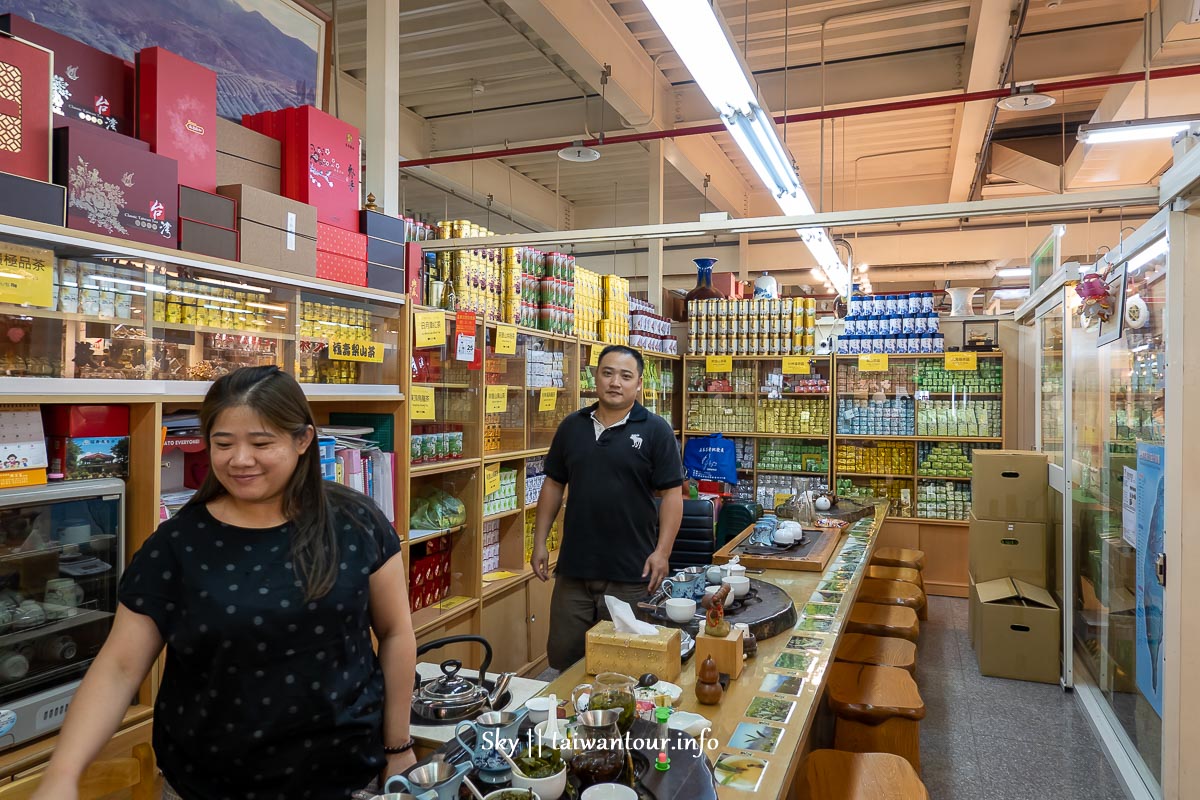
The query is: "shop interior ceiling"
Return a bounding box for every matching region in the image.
[315,0,1200,306]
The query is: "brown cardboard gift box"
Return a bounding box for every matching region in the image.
[217,184,316,276]
[971,450,1051,523]
[968,514,1051,588]
[972,577,1060,684]
[215,117,280,194]
[585,621,681,681]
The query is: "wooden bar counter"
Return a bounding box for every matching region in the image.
[537,502,889,800]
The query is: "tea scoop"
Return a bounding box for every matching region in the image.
[544,693,562,742]
[462,776,487,800]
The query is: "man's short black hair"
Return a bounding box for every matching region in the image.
[598,345,643,375]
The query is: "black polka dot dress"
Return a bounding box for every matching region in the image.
[119,487,401,800]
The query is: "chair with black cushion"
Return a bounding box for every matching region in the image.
[661,496,717,571]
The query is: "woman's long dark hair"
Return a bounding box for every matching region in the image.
[189,366,337,600]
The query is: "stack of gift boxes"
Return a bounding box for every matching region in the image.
[0,14,420,297]
[409,534,452,613]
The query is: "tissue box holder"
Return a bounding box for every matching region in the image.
[695,629,744,680]
[585,621,681,681]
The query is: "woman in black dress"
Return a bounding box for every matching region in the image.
[33,366,417,800]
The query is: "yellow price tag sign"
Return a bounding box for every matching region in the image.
[329,340,386,363]
[644,389,658,401]
[589,345,601,367]
[485,464,500,496]
[782,356,811,375]
[539,387,558,412]
[0,244,53,307]
[483,570,519,582]
[858,353,889,371]
[773,492,792,510]
[485,384,508,413]
[435,595,471,610]
[414,311,447,348]
[495,325,517,355]
[944,351,978,371]
[706,355,732,372]
[411,386,436,420]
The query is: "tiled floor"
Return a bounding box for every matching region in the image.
[919,595,1129,800]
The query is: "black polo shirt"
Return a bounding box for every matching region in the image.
[545,402,684,582]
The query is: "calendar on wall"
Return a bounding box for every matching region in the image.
[0,404,48,487]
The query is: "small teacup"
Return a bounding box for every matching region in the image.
[664,597,697,623]
[12,601,45,630]
[773,529,794,546]
[722,575,751,598]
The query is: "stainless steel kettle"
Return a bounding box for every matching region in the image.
[411,635,515,723]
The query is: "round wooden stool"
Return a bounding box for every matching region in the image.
[836,633,918,674]
[847,604,920,642]
[857,577,928,621]
[870,547,925,571]
[802,750,929,800]
[827,662,926,772]
[866,564,924,591]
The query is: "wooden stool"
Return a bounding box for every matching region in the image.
[857,577,928,621]
[847,604,920,642]
[866,564,924,591]
[870,547,925,571]
[836,633,918,674]
[827,663,926,772]
[802,750,929,800]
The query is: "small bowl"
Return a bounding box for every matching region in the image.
[484,789,542,800]
[533,720,572,758]
[722,575,751,598]
[772,530,794,546]
[704,585,734,608]
[664,597,697,623]
[581,784,638,800]
[524,697,556,724]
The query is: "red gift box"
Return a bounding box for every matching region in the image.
[42,405,130,438]
[316,250,367,287]
[0,33,53,182]
[136,47,217,192]
[53,119,178,247]
[243,105,360,231]
[0,15,134,135]
[317,222,366,260]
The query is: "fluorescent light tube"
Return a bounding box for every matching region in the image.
[992,288,1030,300]
[996,267,1032,278]
[1078,116,1196,144]
[1127,237,1168,273]
[641,0,756,115]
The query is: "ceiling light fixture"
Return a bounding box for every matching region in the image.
[996,88,1056,112]
[558,143,601,162]
[1126,237,1168,273]
[641,0,849,294]
[995,267,1032,278]
[1078,115,1198,145]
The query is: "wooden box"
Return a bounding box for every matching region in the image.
[695,629,744,680]
[585,621,681,681]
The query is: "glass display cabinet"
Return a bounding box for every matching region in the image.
[411,311,482,471]
[524,332,574,452]
[483,326,527,457]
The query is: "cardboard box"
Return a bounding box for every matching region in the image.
[359,209,407,243]
[973,577,1060,684]
[179,186,236,229]
[53,120,178,247]
[0,34,53,182]
[317,250,367,286]
[180,218,239,262]
[217,183,316,277]
[0,171,65,226]
[406,243,426,305]
[971,450,1050,523]
[0,15,134,135]
[42,405,129,438]
[367,261,406,294]
[215,117,280,193]
[968,514,1050,588]
[585,620,682,681]
[136,47,217,192]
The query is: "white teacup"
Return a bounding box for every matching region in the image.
[704,585,734,609]
[664,597,697,623]
[720,563,746,580]
[773,529,794,546]
[722,575,751,598]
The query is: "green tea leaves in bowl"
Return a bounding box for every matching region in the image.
[514,744,566,778]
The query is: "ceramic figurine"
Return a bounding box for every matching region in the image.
[1076,272,1115,324]
[695,656,723,705]
[705,585,731,637]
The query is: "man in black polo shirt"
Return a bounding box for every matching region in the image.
[531,345,685,670]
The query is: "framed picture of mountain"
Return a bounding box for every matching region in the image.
[0,0,331,119]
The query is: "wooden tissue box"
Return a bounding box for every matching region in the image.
[585,621,681,681]
[695,629,744,680]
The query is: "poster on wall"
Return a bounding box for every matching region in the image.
[1135,442,1165,717]
[0,0,328,119]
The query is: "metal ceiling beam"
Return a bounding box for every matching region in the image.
[501,0,752,216]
